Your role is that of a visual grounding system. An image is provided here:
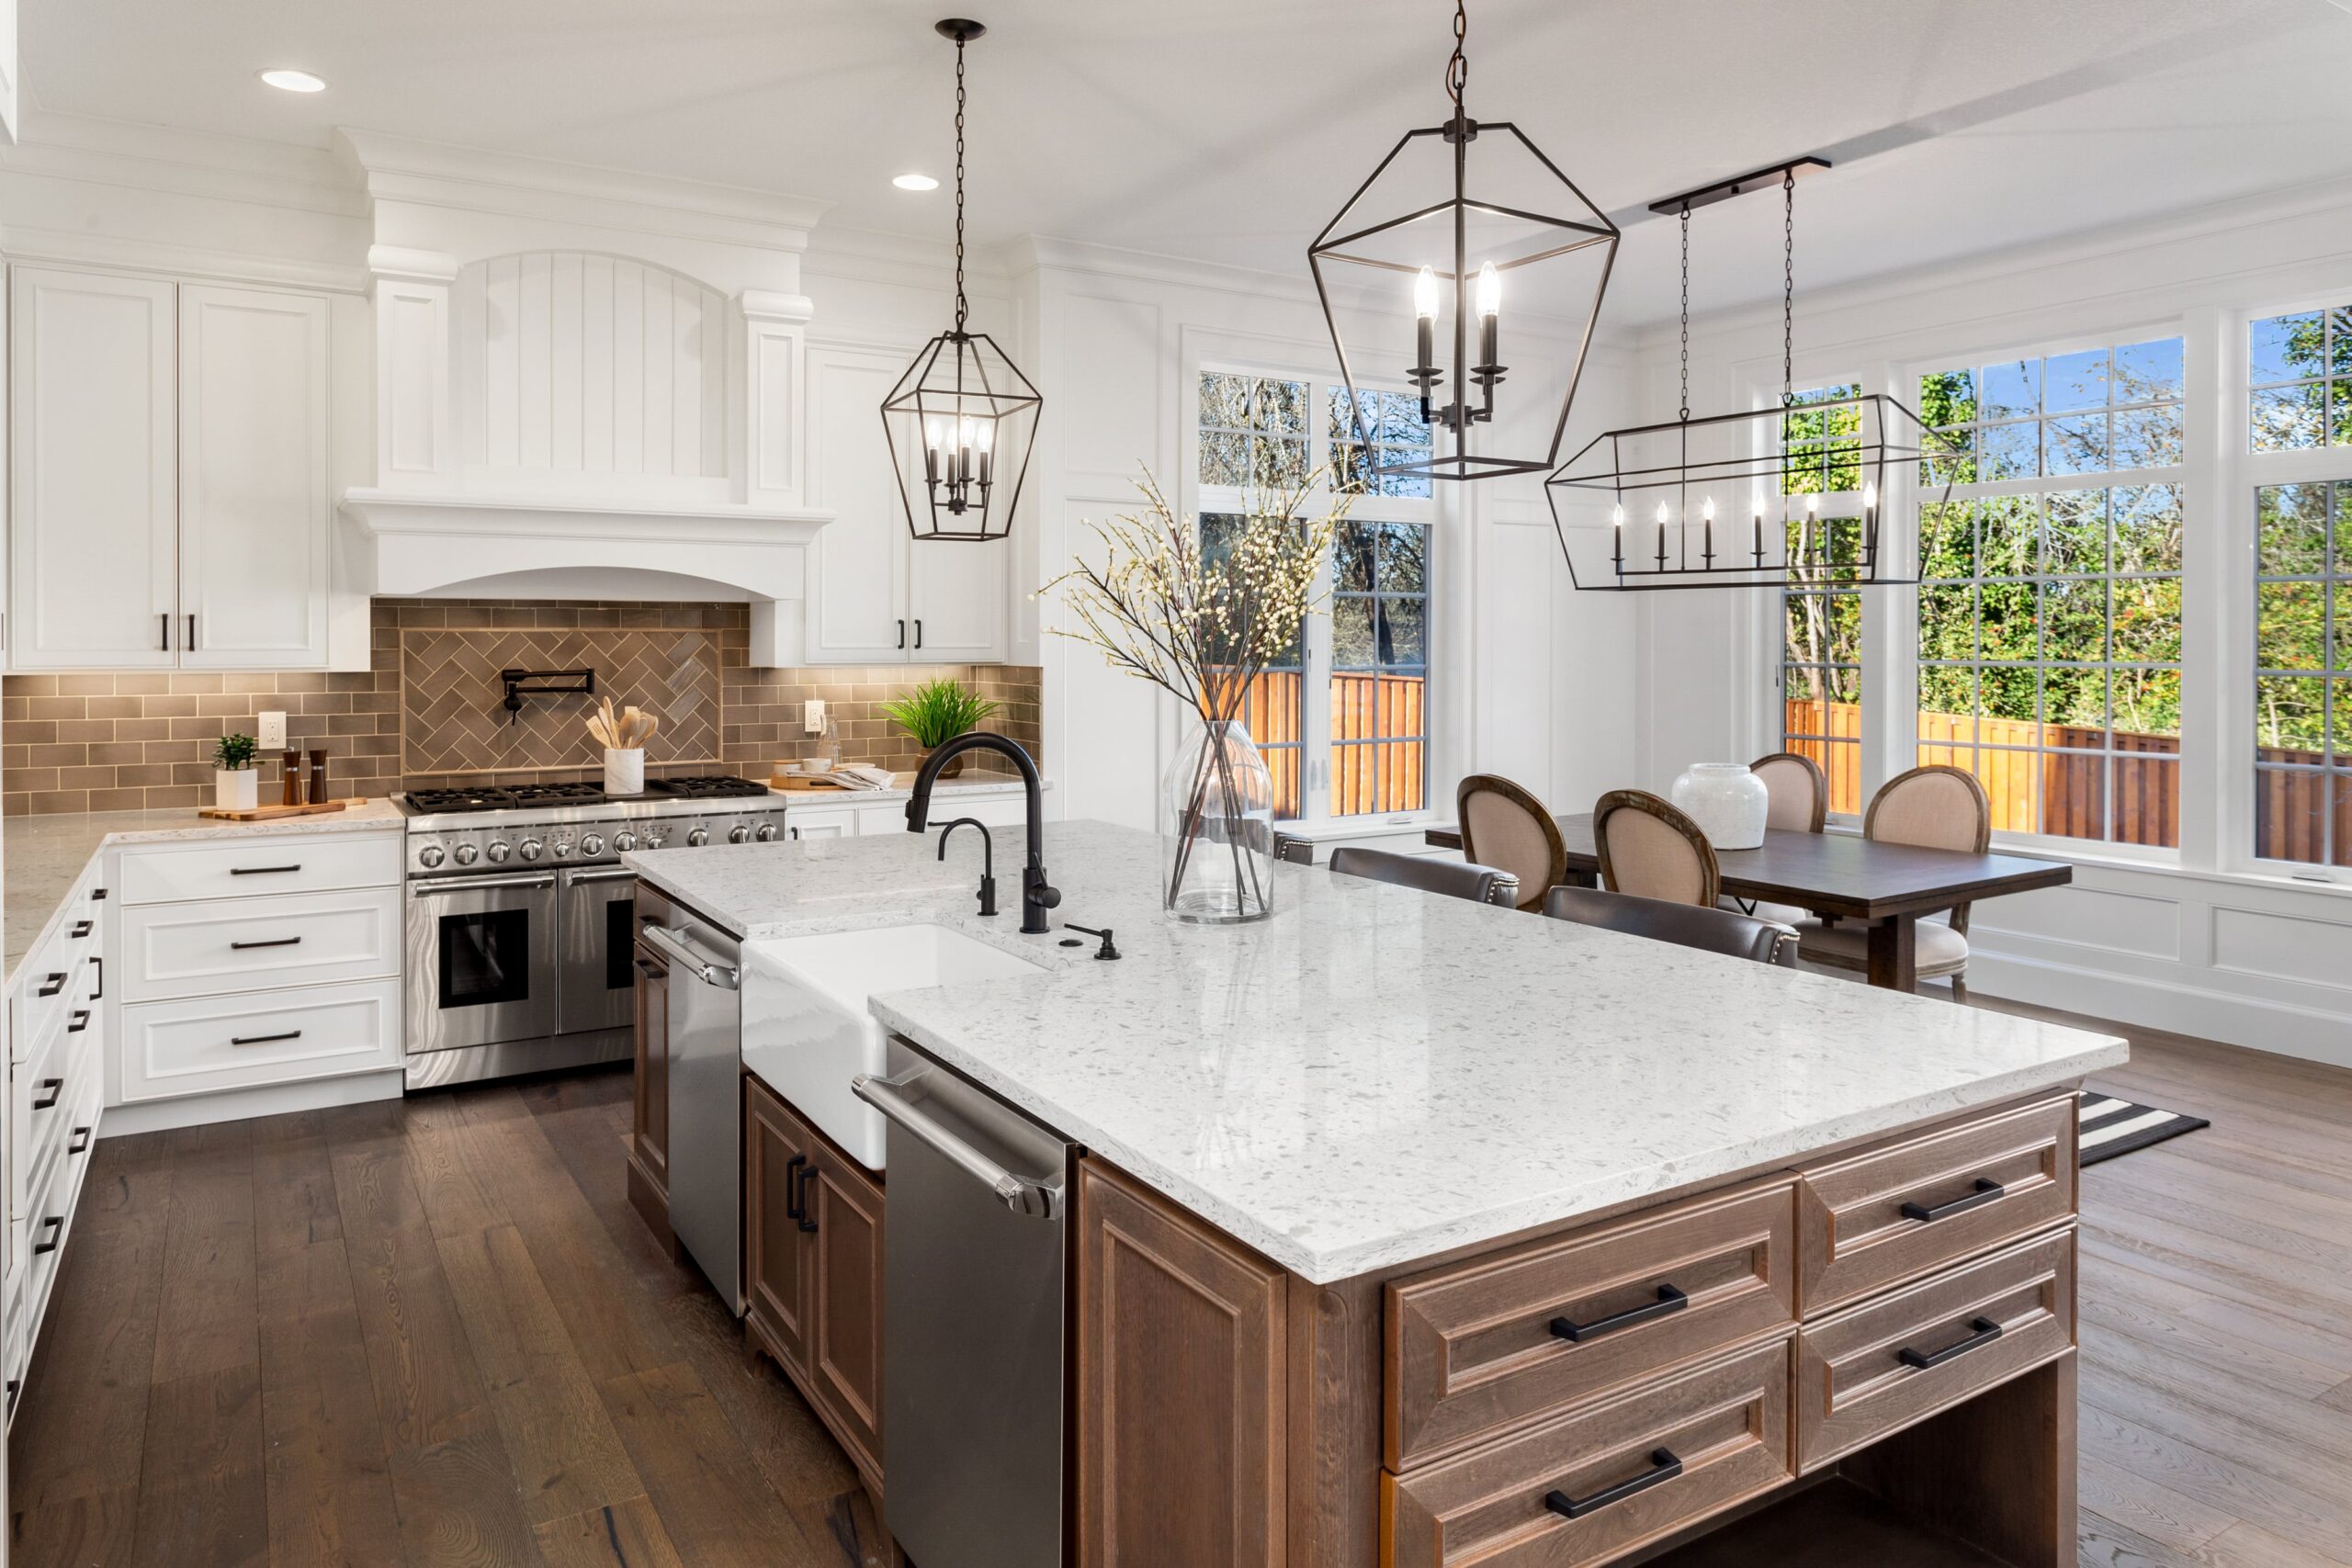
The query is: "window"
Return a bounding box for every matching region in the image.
[1778,384,1865,816]
[1916,339,2186,847]
[2248,308,2352,452]
[1195,370,1434,824]
[2253,481,2350,866]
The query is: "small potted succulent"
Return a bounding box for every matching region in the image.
[881,678,998,779]
[212,732,261,811]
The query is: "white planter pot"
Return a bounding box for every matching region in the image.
[1669,762,1770,850]
[213,768,259,812]
[604,748,646,795]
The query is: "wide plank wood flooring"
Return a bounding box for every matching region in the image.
[7,1067,891,1568]
[9,1010,2352,1565]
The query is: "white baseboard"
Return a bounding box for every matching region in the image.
[1966,948,2352,1072]
[99,1069,406,1138]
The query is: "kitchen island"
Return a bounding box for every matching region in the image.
[628,819,2126,1568]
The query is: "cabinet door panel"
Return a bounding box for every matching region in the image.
[808,1142,886,1481]
[746,1077,816,1379]
[807,347,910,663]
[907,534,1008,662]
[8,267,177,668]
[178,285,330,668]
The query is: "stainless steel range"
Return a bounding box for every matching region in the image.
[400,776,788,1089]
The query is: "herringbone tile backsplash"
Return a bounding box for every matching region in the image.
[1,599,1043,815]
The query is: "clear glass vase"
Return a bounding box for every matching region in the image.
[1161,719,1277,924]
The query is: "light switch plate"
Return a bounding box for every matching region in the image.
[257,710,288,750]
[804,698,826,734]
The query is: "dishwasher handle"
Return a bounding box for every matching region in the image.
[640,923,740,990]
[854,1069,1064,1219]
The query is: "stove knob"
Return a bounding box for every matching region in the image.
[418,844,447,869]
[485,841,513,863]
[728,824,752,844]
[551,839,572,860]
[754,822,779,842]
[645,832,666,850]
[612,831,637,852]
[581,833,605,856]
[453,843,481,866]
[686,827,710,848]
[518,838,544,862]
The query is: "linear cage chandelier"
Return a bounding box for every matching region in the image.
[1546,158,1965,590]
[880,18,1041,544]
[1308,0,1618,482]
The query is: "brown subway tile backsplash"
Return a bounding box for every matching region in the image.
[3,598,1043,815]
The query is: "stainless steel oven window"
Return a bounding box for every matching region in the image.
[437,908,532,1009]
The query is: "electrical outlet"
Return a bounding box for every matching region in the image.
[804,698,827,734]
[257,710,288,750]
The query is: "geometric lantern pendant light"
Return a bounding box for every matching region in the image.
[881,18,1041,543]
[1308,0,1619,483]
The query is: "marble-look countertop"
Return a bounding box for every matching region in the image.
[5,800,405,988]
[628,819,2128,1285]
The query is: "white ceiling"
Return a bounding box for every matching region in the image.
[23,0,2352,322]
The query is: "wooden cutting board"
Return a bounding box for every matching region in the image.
[197,798,356,821]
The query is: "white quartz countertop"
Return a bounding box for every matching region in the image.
[5,799,404,988]
[627,820,2128,1284]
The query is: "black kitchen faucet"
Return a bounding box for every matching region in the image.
[907,734,1057,934]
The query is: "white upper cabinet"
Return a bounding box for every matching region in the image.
[6,268,332,671]
[179,286,331,669]
[8,268,179,670]
[805,343,1008,666]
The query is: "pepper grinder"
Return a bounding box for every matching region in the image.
[308,748,330,805]
[280,750,304,807]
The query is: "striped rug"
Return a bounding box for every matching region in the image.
[2079,1090,2207,1166]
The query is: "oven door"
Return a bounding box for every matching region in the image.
[557,864,639,1035]
[405,870,560,1057]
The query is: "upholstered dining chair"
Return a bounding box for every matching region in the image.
[1544,886,1800,967]
[1749,751,1828,833]
[1329,846,1520,907]
[1591,790,1721,908]
[1454,773,1568,912]
[1795,764,1991,998]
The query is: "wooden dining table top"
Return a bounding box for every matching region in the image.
[1424,812,2073,920]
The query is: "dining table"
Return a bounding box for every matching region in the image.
[1423,812,2073,991]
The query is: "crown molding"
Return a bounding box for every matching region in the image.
[0,223,368,293]
[0,108,368,219]
[334,128,831,254]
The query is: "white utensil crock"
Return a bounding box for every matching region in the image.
[604,748,646,795]
[1669,762,1769,850]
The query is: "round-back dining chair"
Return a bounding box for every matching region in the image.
[1454,773,1566,912]
[1795,764,1992,998]
[1591,789,1721,908]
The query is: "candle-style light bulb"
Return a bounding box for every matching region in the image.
[1862,480,1879,513]
[1413,266,1441,321]
[1804,492,1821,516]
[974,418,994,488]
[923,418,945,484]
[1611,502,1625,527]
[1702,496,1716,523]
[1752,492,1766,560]
[1474,261,1500,377]
[1411,266,1439,404]
[1655,501,1671,525]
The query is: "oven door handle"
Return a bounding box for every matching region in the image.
[560,865,639,886]
[639,923,740,990]
[411,873,558,897]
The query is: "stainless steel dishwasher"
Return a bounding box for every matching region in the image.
[854,1040,1074,1568]
[639,910,743,1311]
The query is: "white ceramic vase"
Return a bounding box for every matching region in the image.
[604,748,646,795]
[1669,762,1769,850]
[213,768,259,812]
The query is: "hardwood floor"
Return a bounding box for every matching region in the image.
[7,1067,892,1568]
[8,1011,2352,1566]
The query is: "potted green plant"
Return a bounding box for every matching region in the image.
[882,679,999,779]
[212,732,261,811]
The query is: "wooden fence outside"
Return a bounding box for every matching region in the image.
[1236,671,1427,819]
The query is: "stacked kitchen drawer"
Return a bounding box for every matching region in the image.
[1379,1093,2080,1566]
[6,864,108,1416]
[115,831,404,1104]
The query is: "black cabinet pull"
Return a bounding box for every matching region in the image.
[230,1029,302,1046]
[90,956,104,1000]
[1545,1448,1684,1520]
[70,920,93,939]
[1899,1316,2005,1371]
[230,936,302,951]
[187,613,198,651]
[1550,1284,1688,1344]
[69,1126,92,1156]
[897,618,907,649]
[633,957,663,979]
[32,1216,63,1256]
[37,972,65,998]
[1901,1177,2005,1224]
[230,863,302,876]
[91,886,107,900]
[914,618,923,649]
[160,611,172,651]
[32,1077,63,1111]
[784,1154,808,1223]
[67,1009,90,1033]
[797,1163,820,1233]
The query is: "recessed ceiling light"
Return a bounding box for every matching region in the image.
[258,69,327,94]
[892,173,940,192]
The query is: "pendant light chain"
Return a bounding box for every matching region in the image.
[1446,0,1468,109]
[1678,203,1691,423]
[1781,169,1795,408]
[952,33,969,332]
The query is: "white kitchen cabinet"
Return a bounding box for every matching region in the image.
[7,267,179,669]
[178,285,331,669]
[6,266,333,671]
[805,344,1008,666]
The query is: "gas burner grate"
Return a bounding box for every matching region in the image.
[406,786,519,814]
[646,775,769,799]
[509,782,608,807]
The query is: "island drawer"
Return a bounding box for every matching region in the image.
[1795,1225,2074,1472]
[119,886,401,1000]
[1795,1093,2075,1314]
[118,833,401,906]
[1381,1335,1793,1568]
[1386,1180,1796,1470]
